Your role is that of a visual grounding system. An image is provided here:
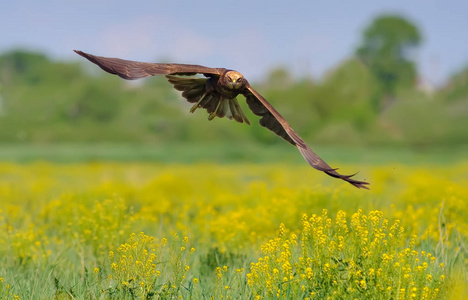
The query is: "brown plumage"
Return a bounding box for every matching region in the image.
[74,50,369,189]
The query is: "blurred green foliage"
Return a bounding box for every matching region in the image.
[0,15,466,150]
[357,14,422,111]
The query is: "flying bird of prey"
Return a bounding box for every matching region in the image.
[74,50,369,189]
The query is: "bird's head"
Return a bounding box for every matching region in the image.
[223,71,245,90]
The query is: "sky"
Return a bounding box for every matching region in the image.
[2,0,467,85]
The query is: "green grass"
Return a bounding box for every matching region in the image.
[0,142,466,164]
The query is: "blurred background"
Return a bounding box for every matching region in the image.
[1,0,467,163]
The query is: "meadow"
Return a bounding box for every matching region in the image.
[0,159,467,299]
[2,12,468,299]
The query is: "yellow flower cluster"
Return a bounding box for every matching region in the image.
[248,210,445,299]
[0,162,466,298]
[107,232,194,298]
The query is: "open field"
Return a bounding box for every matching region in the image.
[0,143,466,164]
[0,158,467,299]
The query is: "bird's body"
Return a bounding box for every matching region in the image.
[167,70,251,123]
[74,50,369,189]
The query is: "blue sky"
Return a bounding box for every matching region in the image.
[2,0,467,85]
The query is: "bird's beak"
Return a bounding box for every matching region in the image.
[231,82,237,89]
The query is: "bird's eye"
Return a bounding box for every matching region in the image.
[237,77,243,82]
[228,77,233,82]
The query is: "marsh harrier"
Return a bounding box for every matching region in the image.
[74,50,369,189]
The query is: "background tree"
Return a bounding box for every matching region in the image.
[356,15,422,111]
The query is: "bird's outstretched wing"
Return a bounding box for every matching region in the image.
[243,84,369,189]
[75,50,250,123]
[74,50,226,79]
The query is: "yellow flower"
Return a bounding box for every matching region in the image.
[360,280,367,289]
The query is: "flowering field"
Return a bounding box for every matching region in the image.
[0,161,467,299]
